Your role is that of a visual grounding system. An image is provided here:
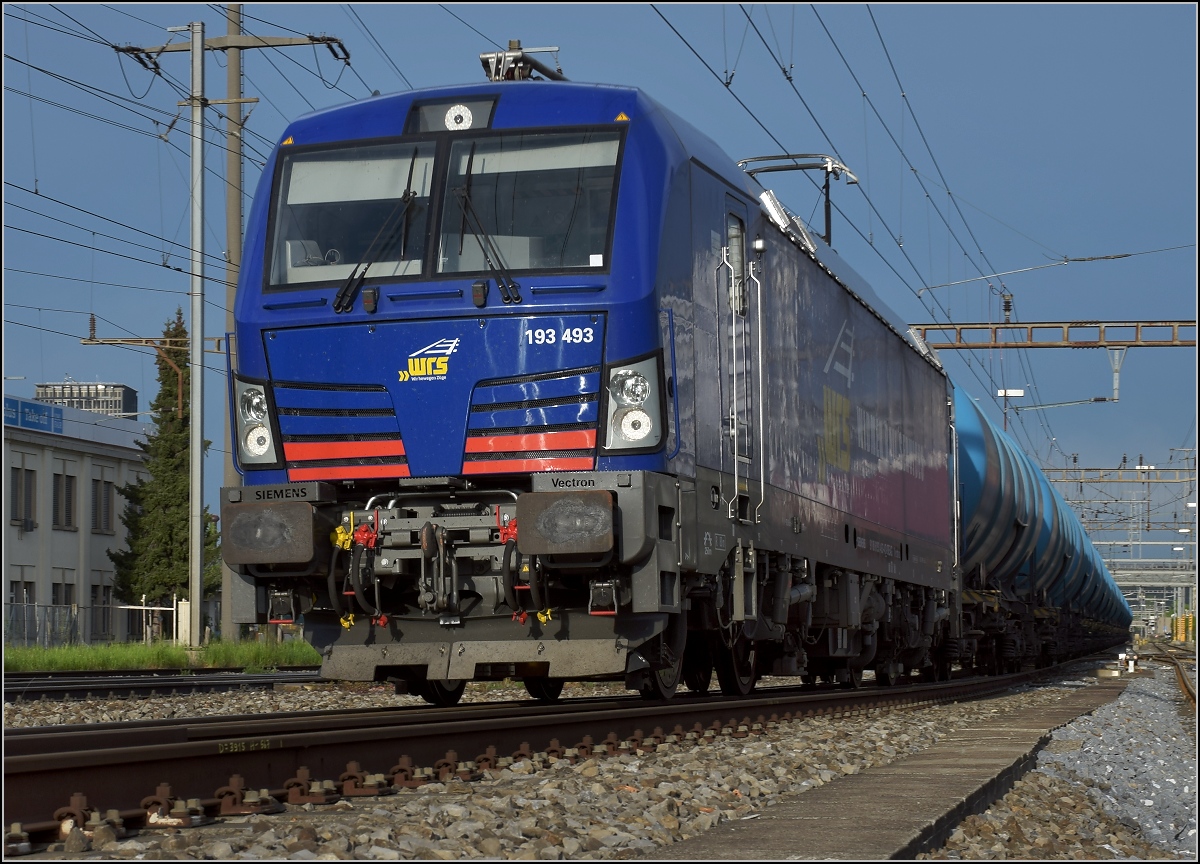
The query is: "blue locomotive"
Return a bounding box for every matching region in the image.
[221,44,1131,704]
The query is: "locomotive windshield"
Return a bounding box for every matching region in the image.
[268,141,437,287]
[266,128,622,290]
[438,129,621,274]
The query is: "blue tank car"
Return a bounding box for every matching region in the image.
[221,44,1130,702]
[953,385,1131,671]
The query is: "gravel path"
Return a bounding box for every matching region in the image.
[7,659,1194,860]
[921,661,1196,861]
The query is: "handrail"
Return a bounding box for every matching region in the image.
[661,307,682,461]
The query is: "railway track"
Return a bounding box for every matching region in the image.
[3,668,323,702]
[4,665,1071,851]
[1139,641,1196,710]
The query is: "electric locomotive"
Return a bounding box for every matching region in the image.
[221,44,1131,704]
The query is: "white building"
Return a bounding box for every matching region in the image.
[34,381,138,418]
[4,395,149,645]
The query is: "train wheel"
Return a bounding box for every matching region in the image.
[639,613,686,700]
[842,666,863,689]
[874,662,900,687]
[682,631,713,694]
[975,650,999,676]
[523,678,565,702]
[418,679,466,707]
[640,658,682,700]
[921,658,948,682]
[714,633,757,697]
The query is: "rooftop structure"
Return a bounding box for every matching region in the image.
[34,381,138,418]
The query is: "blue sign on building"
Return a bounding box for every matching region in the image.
[3,397,64,435]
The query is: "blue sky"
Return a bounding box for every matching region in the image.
[3,4,1196,551]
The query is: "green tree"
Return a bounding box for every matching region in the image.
[110,308,214,605]
[204,514,222,596]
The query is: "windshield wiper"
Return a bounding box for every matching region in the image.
[457,191,521,304]
[333,148,420,314]
[455,144,521,304]
[397,146,420,262]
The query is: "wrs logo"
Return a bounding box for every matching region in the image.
[398,338,459,382]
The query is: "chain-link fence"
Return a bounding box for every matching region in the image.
[5,596,182,647]
[4,603,80,647]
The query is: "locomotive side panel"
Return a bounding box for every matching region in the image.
[654,157,699,480]
[688,195,956,588]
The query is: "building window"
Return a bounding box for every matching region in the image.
[91,578,114,640]
[10,467,37,528]
[8,572,39,647]
[51,576,75,607]
[9,579,35,604]
[53,472,77,529]
[92,479,115,532]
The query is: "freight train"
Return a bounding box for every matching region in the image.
[221,43,1131,705]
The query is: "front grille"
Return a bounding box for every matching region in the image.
[278,407,395,417]
[463,367,600,475]
[273,382,408,482]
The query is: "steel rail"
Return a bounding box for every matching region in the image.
[1141,647,1196,710]
[4,665,1079,840]
[4,666,320,679]
[3,669,323,702]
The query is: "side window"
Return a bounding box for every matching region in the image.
[726,211,747,315]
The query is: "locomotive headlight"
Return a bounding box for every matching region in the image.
[613,406,653,441]
[244,425,272,458]
[609,370,651,406]
[233,377,280,467]
[240,387,268,423]
[603,354,664,451]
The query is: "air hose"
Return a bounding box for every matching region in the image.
[527,555,545,612]
[327,545,343,617]
[349,544,379,616]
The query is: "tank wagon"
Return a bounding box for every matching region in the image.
[221,44,1131,704]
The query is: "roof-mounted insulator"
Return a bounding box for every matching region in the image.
[480,40,567,82]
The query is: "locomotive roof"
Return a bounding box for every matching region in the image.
[280,80,753,189]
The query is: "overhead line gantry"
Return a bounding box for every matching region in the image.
[907,320,1195,350]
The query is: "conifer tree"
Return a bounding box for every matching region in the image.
[111,308,217,605]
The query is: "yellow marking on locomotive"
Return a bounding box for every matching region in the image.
[817,385,851,482]
[406,355,449,379]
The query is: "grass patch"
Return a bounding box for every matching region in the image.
[200,638,322,672]
[4,642,189,673]
[3,638,322,673]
